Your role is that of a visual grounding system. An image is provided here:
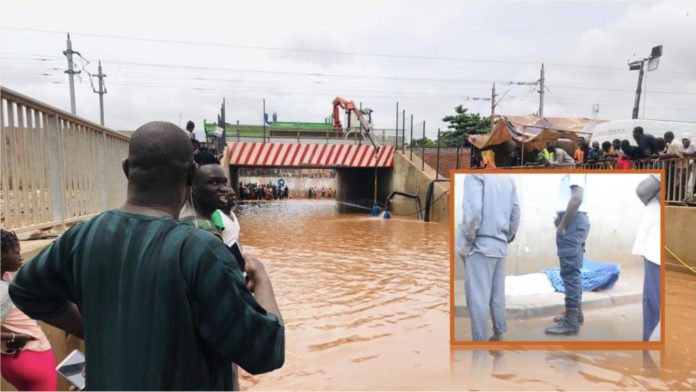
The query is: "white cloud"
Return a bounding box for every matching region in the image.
[1,1,694,140]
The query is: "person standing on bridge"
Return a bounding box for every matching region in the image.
[185,120,196,140]
[456,174,520,341]
[181,147,242,250]
[1,229,58,391]
[9,122,284,390]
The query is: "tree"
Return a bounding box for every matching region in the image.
[439,105,490,147]
[408,137,436,147]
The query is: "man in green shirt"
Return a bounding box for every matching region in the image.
[9,122,284,390]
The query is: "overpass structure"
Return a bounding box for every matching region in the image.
[225,141,396,210]
[226,142,394,168]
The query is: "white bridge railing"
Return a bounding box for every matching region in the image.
[1,86,130,234]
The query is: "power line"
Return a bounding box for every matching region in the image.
[3,26,695,75]
[3,54,696,97]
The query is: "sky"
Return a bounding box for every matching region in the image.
[1,0,695,140]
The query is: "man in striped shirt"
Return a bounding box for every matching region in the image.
[9,122,284,390]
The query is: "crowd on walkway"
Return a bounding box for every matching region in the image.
[530,128,695,167]
[308,187,334,199]
[240,168,336,179]
[471,127,695,202]
[239,183,289,201]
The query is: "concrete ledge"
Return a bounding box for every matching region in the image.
[454,269,643,320]
[19,239,55,260]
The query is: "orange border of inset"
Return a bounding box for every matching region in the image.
[448,168,666,350]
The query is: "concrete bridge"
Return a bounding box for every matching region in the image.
[224,141,398,208]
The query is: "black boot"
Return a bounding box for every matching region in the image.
[545,307,580,335]
[553,306,584,324]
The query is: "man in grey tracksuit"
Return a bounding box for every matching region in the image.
[456,174,520,341]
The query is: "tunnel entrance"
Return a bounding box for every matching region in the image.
[235,168,337,200]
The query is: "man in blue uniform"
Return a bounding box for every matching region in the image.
[546,174,590,335]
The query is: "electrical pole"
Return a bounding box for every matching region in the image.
[93,60,107,126]
[63,33,81,115]
[490,82,496,132]
[538,63,545,117]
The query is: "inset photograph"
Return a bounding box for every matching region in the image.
[451,172,663,343]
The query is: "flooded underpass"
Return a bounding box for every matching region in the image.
[235,200,695,390]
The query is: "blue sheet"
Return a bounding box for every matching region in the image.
[543,258,621,292]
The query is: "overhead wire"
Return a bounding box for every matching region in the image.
[3,26,695,75]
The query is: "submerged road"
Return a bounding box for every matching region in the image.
[235,200,695,390]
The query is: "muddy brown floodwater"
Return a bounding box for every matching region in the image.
[236,200,695,391]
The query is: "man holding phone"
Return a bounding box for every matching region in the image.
[9,122,284,390]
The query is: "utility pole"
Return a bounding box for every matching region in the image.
[93,60,107,126]
[63,33,81,115]
[538,63,545,117]
[402,109,406,154]
[490,82,496,132]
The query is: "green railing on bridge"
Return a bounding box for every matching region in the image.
[1,86,130,234]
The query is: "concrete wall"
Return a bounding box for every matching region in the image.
[665,206,696,272]
[413,147,472,178]
[453,173,653,276]
[335,168,392,209]
[390,152,449,224]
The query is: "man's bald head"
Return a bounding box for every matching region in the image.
[124,121,194,193]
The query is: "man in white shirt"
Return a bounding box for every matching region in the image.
[679,134,696,157]
[548,145,575,165]
[633,174,661,341]
[679,134,696,201]
[546,174,590,335]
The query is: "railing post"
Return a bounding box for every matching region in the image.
[409,115,413,161]
[46,113,66,228]
[436,128,441,180]
[421,121,426,171]
[100,128,108,210]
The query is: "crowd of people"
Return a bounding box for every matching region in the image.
[530,128,695,167]
[3,122,285,391]
[308,187,333,199]
[239,183,290,201]
[239,168,336,179]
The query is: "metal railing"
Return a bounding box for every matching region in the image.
[1,87,130,234]
[495,157,696,205]
[217,128,406,147]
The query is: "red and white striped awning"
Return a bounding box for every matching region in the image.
[226,142,394,168]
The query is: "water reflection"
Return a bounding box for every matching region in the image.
[235,200,695,390]
[451,350,676,390]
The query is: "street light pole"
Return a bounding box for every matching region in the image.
[629,45,662,120]
[631,61,645,119]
